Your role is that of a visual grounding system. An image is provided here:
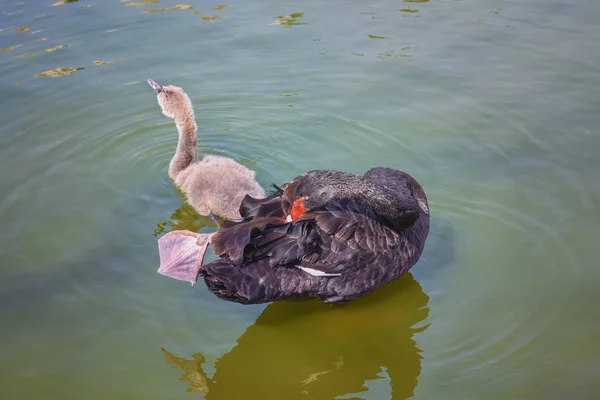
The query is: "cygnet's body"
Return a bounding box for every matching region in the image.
[147,79,265,220]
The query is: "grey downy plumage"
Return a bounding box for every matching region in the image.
[147,79,265,220]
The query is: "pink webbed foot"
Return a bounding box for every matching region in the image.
[157,230,213,285]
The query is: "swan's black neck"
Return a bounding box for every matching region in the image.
[355,181,420,231]
[296,169,422,232]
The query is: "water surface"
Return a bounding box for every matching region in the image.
[1,0,599,399]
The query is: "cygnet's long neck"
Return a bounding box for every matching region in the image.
[169,106,198,180]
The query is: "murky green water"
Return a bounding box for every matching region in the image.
[1,0,599,399]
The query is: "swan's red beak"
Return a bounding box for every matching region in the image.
[147,78,164,95]
[289,196,307,221]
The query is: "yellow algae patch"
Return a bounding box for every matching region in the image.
[35,37,48,42]
[126,0,160,7]
[35,67,84,78]
[44,44,68,52]
[193,11,203,15]
[14,53,35,58]
[53,0,79,6]
[212,5,230,10]
[270,12,306,26]
[17,81,24,84]
[143,4,194,13]
[94,60,120,65]
[14,26,31,32]
[368,34,388,39]
[201,16,225,22]
[0,45,21,53]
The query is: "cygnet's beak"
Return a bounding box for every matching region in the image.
[147,78,164,95]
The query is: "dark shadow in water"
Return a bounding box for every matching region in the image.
[411,215,456,282]
[162,273,430,399]
[153,202,217,237]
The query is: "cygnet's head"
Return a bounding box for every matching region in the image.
[147,78,193,120]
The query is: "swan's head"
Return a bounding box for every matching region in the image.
[147,78,193,120]
[292,170,361,210]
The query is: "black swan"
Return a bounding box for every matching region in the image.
[157,167,430,304]
[147,79,265,220]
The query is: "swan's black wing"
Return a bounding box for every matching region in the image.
[211,217,290,265]
[201,199,412,304]
[213,199,402,276]
[238,194,288,220]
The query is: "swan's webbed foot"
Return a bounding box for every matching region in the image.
[157,230,212,285]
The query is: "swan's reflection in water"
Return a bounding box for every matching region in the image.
[162,273,430,399]
[153,202,217,237]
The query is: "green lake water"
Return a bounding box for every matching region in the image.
[1,0,599,399]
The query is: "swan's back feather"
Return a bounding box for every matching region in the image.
[239,193,289,220]
[201,188,429,304]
